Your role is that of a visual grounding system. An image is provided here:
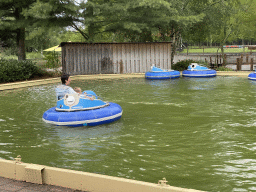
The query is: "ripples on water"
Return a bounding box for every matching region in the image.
[0,76,256,191]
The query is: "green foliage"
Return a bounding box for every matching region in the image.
[0,48,18,60]
[26,52,43,60]
[180,0,256,46]
[217,66,234,71]
[25,27,63,52]
[76,0,206,43]
[0,59,43,83]
[1,0,256,64]
[197,60,209,67]
[58,31,84,42]
[43,51,61,69]
[180,46,256,54]
[1,47,18,56]
[172,59,198,71]
[0,0,79,60]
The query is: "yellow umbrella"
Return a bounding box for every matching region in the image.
[43,45,61,52]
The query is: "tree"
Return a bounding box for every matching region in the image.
[230,0,256,44]
[0,0,79,60]
[0,0,36,60]
[164,0,205,64]
[73,0,206,65]
[25,27,63,52]
[182,0,256,46]
[203,0,255,61]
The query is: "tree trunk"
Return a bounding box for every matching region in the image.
[170,30,176,66]
[17,28,26,60]
[14,6,26,61]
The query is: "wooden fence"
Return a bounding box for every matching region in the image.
[60,42,172,75]
[174,52,256,70]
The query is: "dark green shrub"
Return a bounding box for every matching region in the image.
[172,59,198,71]
[2,47,18,57]
[30,66,48,78]
[0,59,43,83]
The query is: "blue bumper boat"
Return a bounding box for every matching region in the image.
[42,91,122,127]
[248,71,256,80]
[145,66,180,80]
[182,63,216,78]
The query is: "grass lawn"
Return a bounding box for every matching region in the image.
[0,52,57,67]
[180,47,256,54]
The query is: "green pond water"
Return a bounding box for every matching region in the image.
[1,76,256,191]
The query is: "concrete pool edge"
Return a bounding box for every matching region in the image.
[0,158,204,192]
[0,74,145,91]
[216,71,252,77]
[0,72,252,91]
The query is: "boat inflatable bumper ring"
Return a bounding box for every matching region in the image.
[248,72,256,80]
[182,70,216,78]
[145,70,180,80]
[42,102,122,127]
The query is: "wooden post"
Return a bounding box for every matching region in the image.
[240,58,242,71]
[251,58,254,71]
[236,58,240,71]
[119,60,124,74]
[238,54,243,71]
[209,56,213,69]
[246,54,249,64]
[223,54,227,66]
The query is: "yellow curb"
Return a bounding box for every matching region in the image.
[216,71,252,77]
[0,78,60,91]
[0,74,145,91]
[0,158,205,192]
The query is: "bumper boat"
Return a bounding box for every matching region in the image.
[42,90,122,127]
[182,63,216,78]
[145,66,180,80]
[248,71,256,80]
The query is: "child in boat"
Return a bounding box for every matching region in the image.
[56,73,77,100]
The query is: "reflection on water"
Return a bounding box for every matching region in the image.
[183,77,217,90]
[0,76,256,191]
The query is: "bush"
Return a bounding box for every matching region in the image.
[43,51,61,69]
[0,59,45,83]
[2,47,18,57]
[217,66,233,71]
[172,59,198,71]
